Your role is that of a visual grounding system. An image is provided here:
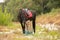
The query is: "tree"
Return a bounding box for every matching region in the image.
[32,0,49,14]
[32,0,60,13]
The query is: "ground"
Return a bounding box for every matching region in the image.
[0,13,60,40]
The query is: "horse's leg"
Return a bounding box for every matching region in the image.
[32,19,35,33]
[20,21,25,34]
[25,22,28,31]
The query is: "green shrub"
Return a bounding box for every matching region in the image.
[0,11,13,26]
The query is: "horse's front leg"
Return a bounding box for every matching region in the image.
[21,21,25,34]
[32,19,36,34]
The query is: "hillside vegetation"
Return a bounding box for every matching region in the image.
[36,8,60,25]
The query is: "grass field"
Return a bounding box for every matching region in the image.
[0,9,60,40]
[0,22,60,40]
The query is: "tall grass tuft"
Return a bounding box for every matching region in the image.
[0,11,13,26]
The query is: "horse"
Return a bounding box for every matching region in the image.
[17,9,36,34]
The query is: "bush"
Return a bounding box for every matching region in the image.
[0,11,13,26]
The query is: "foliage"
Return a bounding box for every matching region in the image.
[4,0,60,14]
[1,0,60,21]
[0,11,13,26]
[32,0,60,14]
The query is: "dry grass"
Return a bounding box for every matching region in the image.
[36,13,60,25]
[0,22,60,40]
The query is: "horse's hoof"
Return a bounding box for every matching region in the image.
[25,30,29,35]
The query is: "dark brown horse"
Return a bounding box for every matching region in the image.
[17,9,36,34]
